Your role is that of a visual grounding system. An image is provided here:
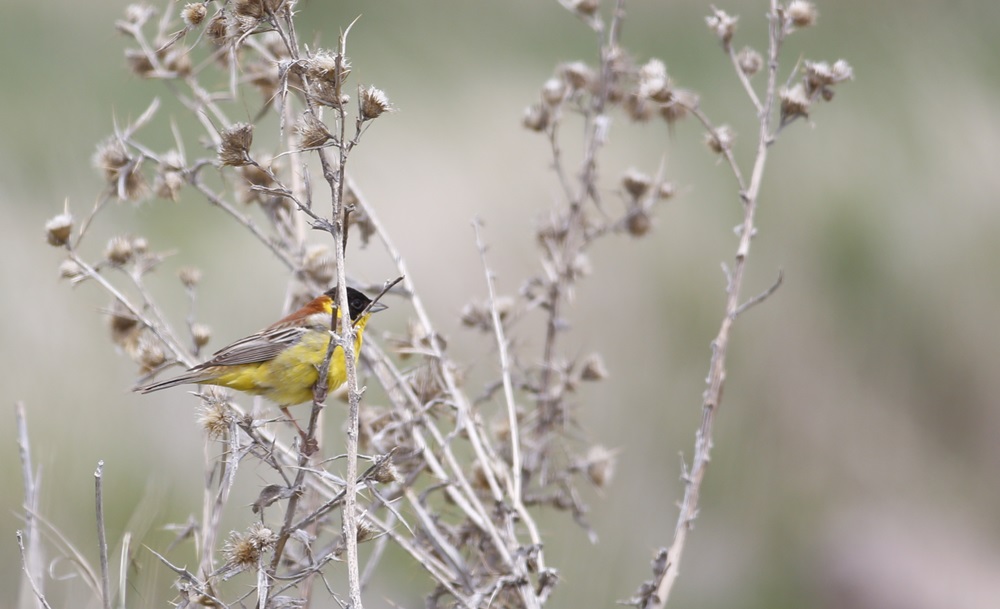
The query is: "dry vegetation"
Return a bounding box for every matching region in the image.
[25,0,849,607]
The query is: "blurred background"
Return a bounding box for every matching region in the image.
[3,0,1000,607]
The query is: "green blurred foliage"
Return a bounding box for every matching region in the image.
[3,0,1000,607]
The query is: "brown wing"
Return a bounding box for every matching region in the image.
[190,326,309,370]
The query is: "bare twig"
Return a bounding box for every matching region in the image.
[15,402,44,607]
[94,461,112,609]
[650,2,786,606]
[733,269,784,319]
[472,220,546,563]
[17,531,53,609]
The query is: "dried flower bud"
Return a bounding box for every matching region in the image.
[105,236,134,265]
[234,0,264,19]
[567,252,592,280]
[191,323,212,348]
[45,213,74,247]
[471,463,491,492]
[571,0,599,17]
[704,124,736,155]
[736,46,763,77]
[536,214,568,247]
[622,168,652,199]
[626,209,652,237]
[494,296,515,321]
[306,50,351,86]
[803,60,833,92]
[238,158,275,192]
[580,353,608,381]
[93,137,147,201]
[232,0,265,33]
[786,0,818,28]
[585,445,616,488]
[371,455,401,485]
[125,49,155,78]
[459,297,514,332]
[181,3,207,27]
[178,266,202,288]
[347,203,376,246]
[360,85,392,120]
[133,330,166,372]
[624,93,655,122]
[160,45,192,77]
[660,88,698,125]
[154,166,184,200]
[224,523,277,570]
[296,112,330,149]
[460,301,491,331]
[108,299,139,346]
[59,259,83,280]
[658,182,676,200]
[780,83,811,121]
[705,8,738,46]
[218,122,253,167]
[522,103,550,132]
[559,61,595,92]
[122,3,154,27]
[197,387,233,438]
[638,58,672,102]
[301,244,334,284]
[831,59,854,82]
[356,518,378,544]
[541,77,567,106]
[205,12,228,45]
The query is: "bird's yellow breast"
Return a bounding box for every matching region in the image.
[207,318,368,406]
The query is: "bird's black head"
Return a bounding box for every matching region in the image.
[325,287,385,321]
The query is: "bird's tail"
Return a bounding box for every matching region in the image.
[134,371,207,394]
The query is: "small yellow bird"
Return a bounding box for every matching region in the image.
[136,287,386,429]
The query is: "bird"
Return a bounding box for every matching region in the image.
[135,286,386,434]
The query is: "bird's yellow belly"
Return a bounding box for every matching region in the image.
[206,330,362,406]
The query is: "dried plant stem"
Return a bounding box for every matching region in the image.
[17,531,53,609]
[538,0,624,432]
[16,403,46,609]
[94,461,112,609]
[652,3,785,606]
[323,25,365,609]
[472,220,546,561]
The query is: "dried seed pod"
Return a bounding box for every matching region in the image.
[45,213,73,247]
[736,46,762,77]
[181,3,207,27]
[704,124,736,155]
[786,0,818,28]
[105,236,134,266]
[622,168,652,199]
[360,85,392,120]
[705,8,738,46]
[780,83,811,121]
[217,122,253,167]
[522,103,550,132]
[579,353,608,381]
